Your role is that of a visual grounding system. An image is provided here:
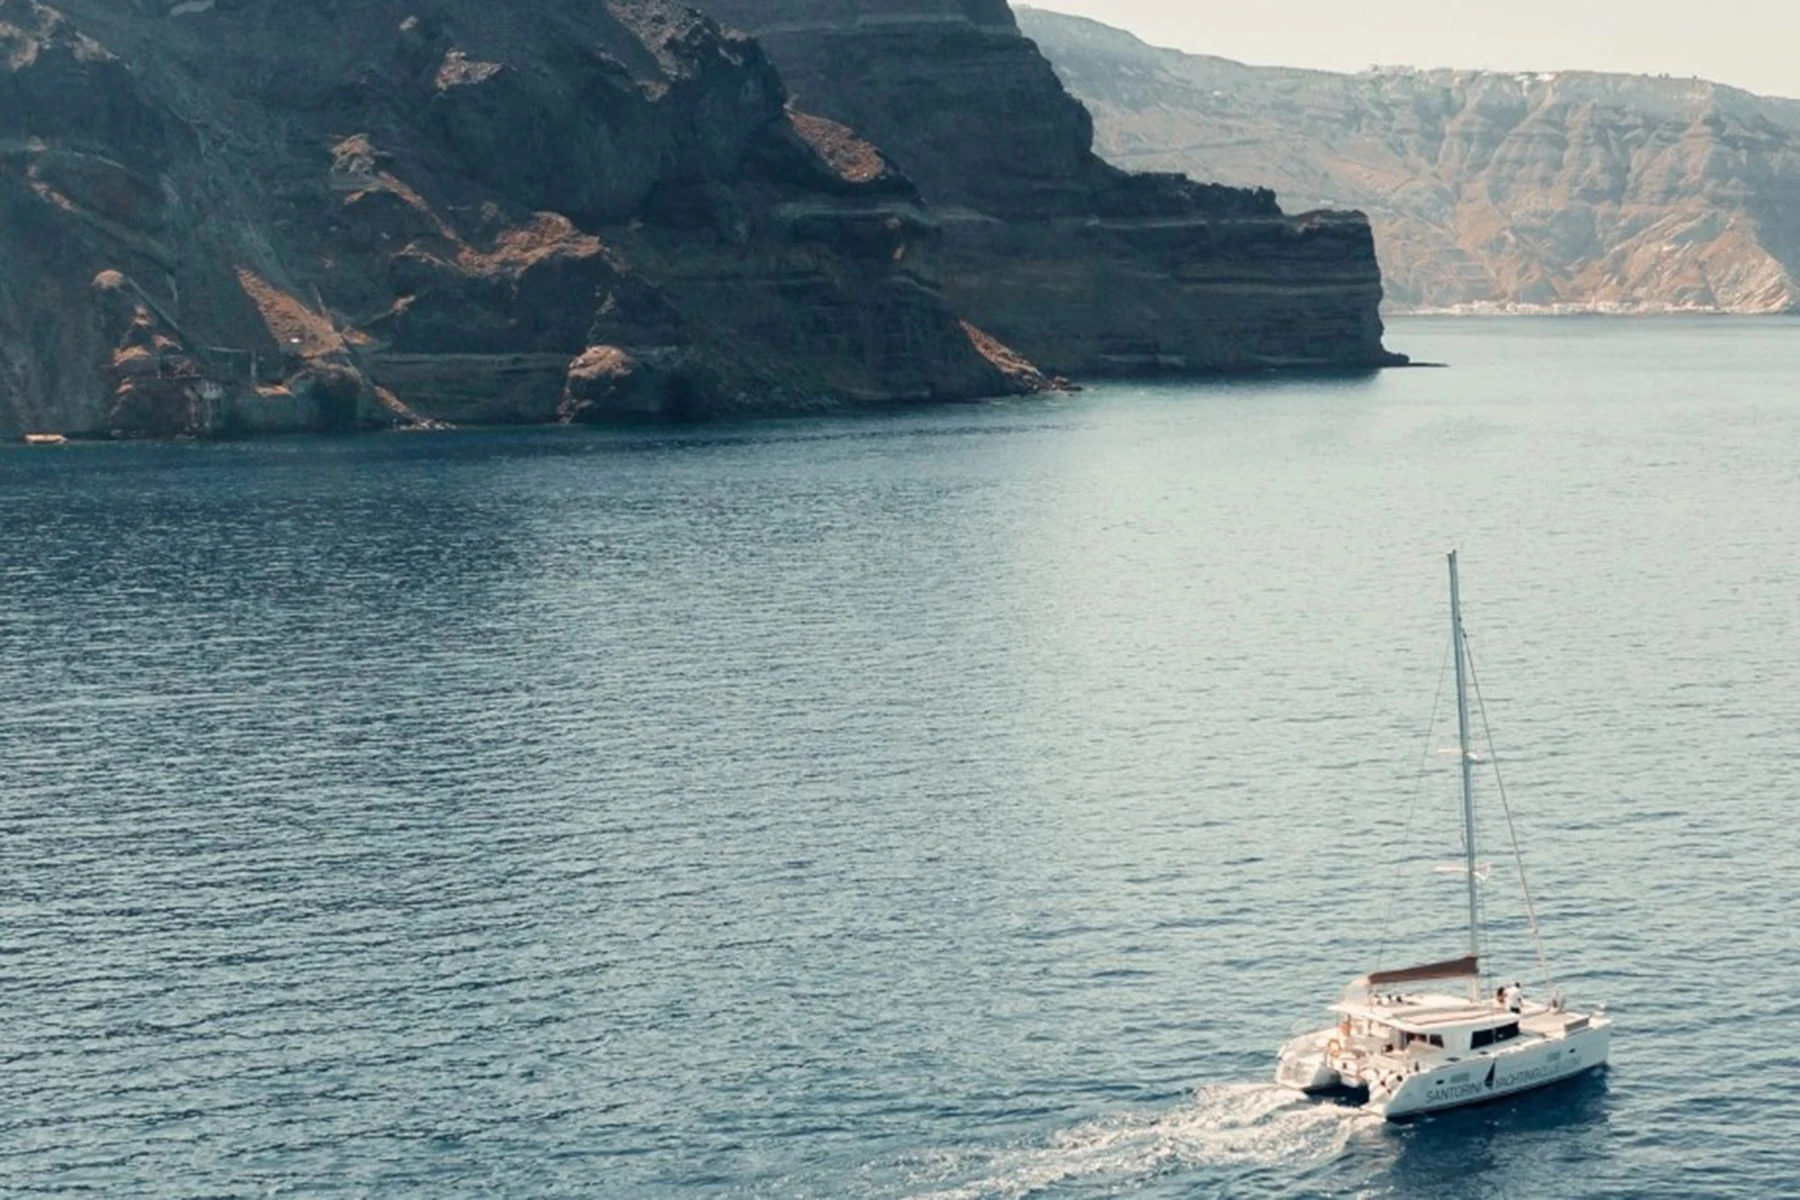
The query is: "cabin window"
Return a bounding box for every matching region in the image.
[1471,1023,1521,1050]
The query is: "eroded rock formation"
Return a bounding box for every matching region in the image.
[1020,8,1800,314]
[0,0,1044,438]
[691,0,1403,374]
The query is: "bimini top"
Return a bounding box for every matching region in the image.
[1351,955,1479,989]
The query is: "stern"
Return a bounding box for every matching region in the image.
[1276,1031,1342,1093]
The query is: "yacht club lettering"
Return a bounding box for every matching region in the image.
[1424,1056,1577,1105]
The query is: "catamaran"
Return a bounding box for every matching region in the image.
[1274,551,1610,1120]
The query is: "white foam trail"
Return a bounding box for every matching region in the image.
[910,1083,1379,1200]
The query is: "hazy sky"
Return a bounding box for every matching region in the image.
[1023,1,1800,99]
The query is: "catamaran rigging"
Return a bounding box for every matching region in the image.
[1273,551,1611,1119]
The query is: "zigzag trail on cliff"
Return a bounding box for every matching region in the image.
[0,0,1049,438]
[1,0,1405,440]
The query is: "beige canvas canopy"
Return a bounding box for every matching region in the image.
[1353,955,1479,988]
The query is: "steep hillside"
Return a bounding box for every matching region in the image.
[693,0,1404,373]
[0,0,1045,439]
[1020,7,1800,313]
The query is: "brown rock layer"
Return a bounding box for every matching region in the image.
[0,0,1044,439]
[1020,8,1800,314]
[694,0,1401,373]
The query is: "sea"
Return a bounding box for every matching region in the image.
[3,316,1798,1197]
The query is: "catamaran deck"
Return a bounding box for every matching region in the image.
[1336,995,1590,1035]
[1333,994,1499,1032]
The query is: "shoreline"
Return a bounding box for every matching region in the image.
[10,359,1433,445]
[1388,307,1800,318]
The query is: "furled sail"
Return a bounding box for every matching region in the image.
[1354,955,1479,988]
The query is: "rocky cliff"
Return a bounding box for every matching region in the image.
[691,0,1402,374]
[1020,8,1800,314]
[0,0,1048,439]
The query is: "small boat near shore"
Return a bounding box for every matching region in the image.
[1275,551,1611,1120]
[22,433,69,446]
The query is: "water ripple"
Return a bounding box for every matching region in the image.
[3,318,1798,1195]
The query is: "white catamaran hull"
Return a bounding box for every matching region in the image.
[1273,554,1615,1123]
[1274,1030,1342,1093]
[1370,1022,1611,1119]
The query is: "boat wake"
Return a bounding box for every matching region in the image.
[908,1083,1379,1199]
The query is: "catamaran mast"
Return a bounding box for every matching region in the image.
[1447,551,1480,999]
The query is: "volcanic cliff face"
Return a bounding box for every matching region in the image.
[0,0,1045,439]
[692,0,1401,374]
[1020,8,1800,314]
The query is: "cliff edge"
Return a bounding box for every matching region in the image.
[0,0,1047,439]
[1020,8,1800,314]
[693,0,1403,374]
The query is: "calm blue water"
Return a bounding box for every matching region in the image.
[3,317,1799,1197]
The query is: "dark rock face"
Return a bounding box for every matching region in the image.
[0,0,1043,439]
[693,0,1401,373]
[1021,7,1800,313]
[701,0,1105,220]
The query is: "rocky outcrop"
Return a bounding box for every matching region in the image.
[1019,8,1800,314]
[0,0,1044,439]
[692,0,1402,374]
